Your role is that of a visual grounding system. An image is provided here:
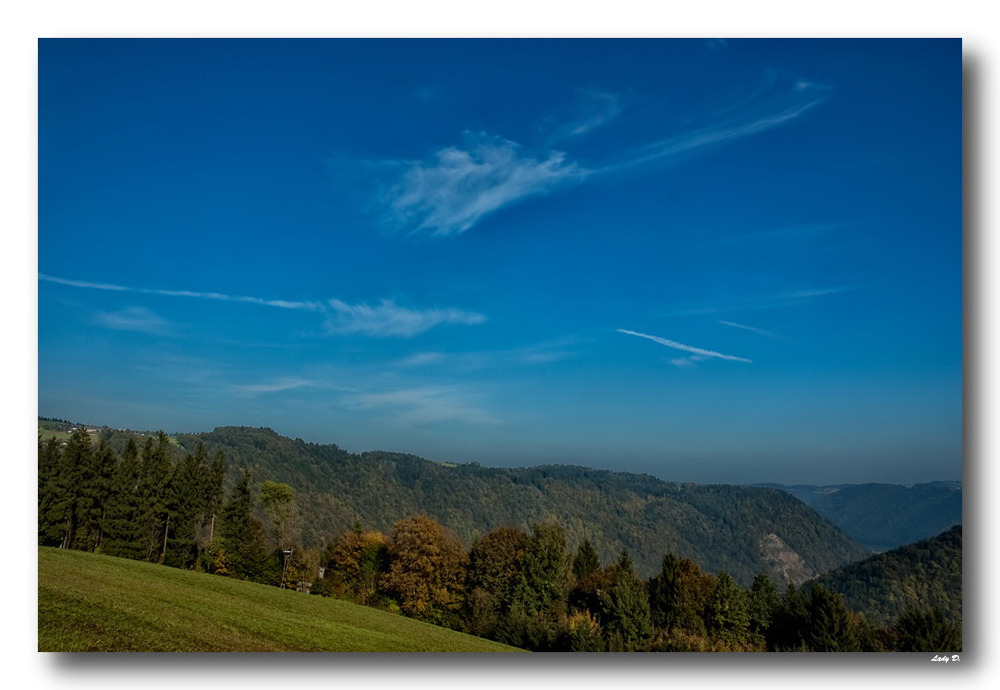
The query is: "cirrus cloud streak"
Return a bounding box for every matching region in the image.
[40,273,484,339]
[618,328,752,364]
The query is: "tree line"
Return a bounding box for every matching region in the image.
[38,428,959,652]
[177,425,869,584]
[315,516,959,652]
[38,428,312,585]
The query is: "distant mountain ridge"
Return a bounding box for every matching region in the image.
[815,525,962,626]
[755,481,962,552]
[153,425,873,586]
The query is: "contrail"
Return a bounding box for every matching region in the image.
[617,329,752,363]
[39,273,486,338]
[719,321,782,339]
[39,273,324,311]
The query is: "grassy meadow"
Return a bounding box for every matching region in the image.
[38,547,523,652]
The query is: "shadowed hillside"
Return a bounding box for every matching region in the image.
[815,525,962,626]
[172,426,870,586]
[757,482,961,551]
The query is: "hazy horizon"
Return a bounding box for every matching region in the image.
[38,39,961,486]
[38,412,962,488]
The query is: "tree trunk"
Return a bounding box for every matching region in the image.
[161,515,170,564]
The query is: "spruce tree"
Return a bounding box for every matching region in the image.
[218,470,268,581]
[101,437,145,560]
[892,607,961,652]
[56,428,93,549]
[807,584,861,652]
[38,436,65,546]
[137,432,175,562]
[600,551,652,651]
[80,439,116,551]
[748,572,781,640]
[164,447,208,568]
[705,570,751,646]
[517,521,569,615]
[572,539,600,581]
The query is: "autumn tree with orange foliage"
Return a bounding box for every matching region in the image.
[382,515,467,626]
[326,527,390,605]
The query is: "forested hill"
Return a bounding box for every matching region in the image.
[815,525,962,626]
[172,426,869,586]
[756,481,962,552]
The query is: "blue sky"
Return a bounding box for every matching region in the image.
[37,38,962,485]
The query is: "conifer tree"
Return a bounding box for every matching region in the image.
[218,469,268,581]
[80,439,116,551]
[572,538,600,581]
[164,446,209,567]
[101,437,146,559]
[56,427,94,549]
[37,436,65,546]
[704,570,751,646]
[769,583,811,651]
[137,433,176,562]
[648,554,716,636]
[599,550,652,651]
[747,571,781,641]
[891,607,961,652]
[517,521,569,615]
[806,584,861,652]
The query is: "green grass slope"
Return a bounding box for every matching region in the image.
[38,547,523,652]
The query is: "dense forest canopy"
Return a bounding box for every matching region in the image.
[164,425,869,585]
[814,525,962,627]
[758,482,962,552]
[38,421,961,652]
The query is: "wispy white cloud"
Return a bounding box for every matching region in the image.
[351,386,500,426]
[669,354,710,368]
[719,321,783,339]
[618,328,752,364]
[607,79,829,173]
[228,376,357,399]
[370,75,827,237]
[229,377,317,398]
[41,273,484,338]
[324,298,485,337]
[380,132,589,237]
[663,286,854,317]
[93,306,172,335]
[40,273,325,311]
[392,340,577,371]
[545,88,623,145]
[396,352,447,368]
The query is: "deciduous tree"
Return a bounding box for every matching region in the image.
[382,515,467,626]
[465,525,529,636]
[259,480,298,550]
[327,527,390,605]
